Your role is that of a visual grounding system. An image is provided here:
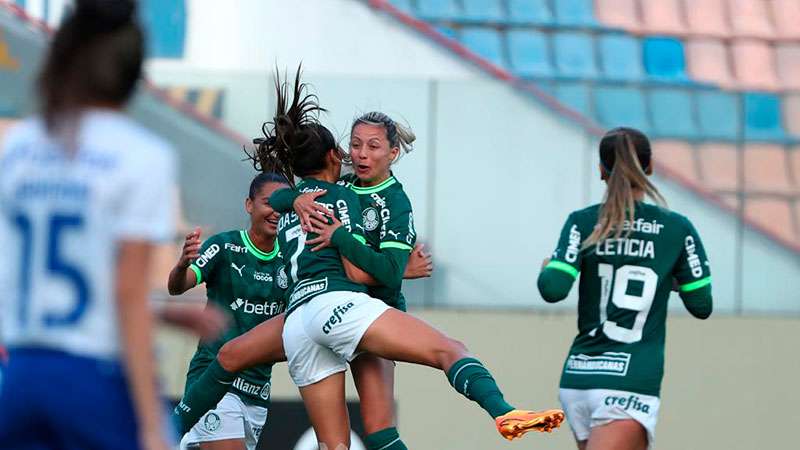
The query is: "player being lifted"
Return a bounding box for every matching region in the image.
[269,110,430,450]
[262,68,562,449]
[169,173,289,450]
[537,127,713,450]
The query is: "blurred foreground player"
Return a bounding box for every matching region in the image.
[0,1,177,449]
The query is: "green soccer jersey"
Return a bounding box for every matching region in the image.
[277,178,368,314]
[545,203,711,397]
[184,230,287,408]
[340,173,417,310]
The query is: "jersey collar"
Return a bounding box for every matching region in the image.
[240,230,279,261]
[349,174,396,195]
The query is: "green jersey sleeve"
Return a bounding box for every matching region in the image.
[672,217,713,319]
[538,212,584,302]
[189,234,225,285]
[269,187,300,214]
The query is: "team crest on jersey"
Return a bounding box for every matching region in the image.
[277,266,289,289]
[260,382,271,401]
[363,207,380,232]
[203,412,222,432]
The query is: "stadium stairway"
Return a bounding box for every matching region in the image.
[369,0,800,253]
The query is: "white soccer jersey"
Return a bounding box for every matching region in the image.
[0,110,176,359]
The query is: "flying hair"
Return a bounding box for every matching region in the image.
[245,66,332,187]
[583,127,667,248]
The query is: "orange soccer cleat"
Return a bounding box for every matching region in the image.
[495,409,565,440]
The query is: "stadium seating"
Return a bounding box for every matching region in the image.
[507,30,553,78]
[416,0,460,21]
[553,31,599,79]
[648,88,698,138]
[745,198,797,244]
[743,144,796,194]
[595,0,640,33]
[141,0,186,58]
[784,94,800,138]
[553,0,600,28]
[729,0,776,39]
[696,90,740,141]
[459,27,505,67]
[640,0,686,35]
[459,0,504,23]
[731,39,780,91]
[683,0,731,38]
[506,0,554,26]
[772,0,800,40]
[388,0,413,14]
[653,140,699,179]
[686,38,735,88]
[554,82,592,116]
[696,143,739,191]
[435,25,458,40]
[642,37,689,82]
[776,44,800,91]
[593,86,649,131]
[598,33,643,82]
[744,93,787,141]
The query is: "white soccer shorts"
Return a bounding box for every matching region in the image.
[559,388,660,448]
[283,291,390,387]
[180,392,268,450]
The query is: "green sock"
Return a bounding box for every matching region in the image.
[446,357,515,419]
[365,427,407,450]
[172,359,237,434]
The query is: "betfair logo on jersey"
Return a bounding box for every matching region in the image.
[195,244,220,268]
[322,302,356,334]
[229,298,285,316]
[225,243,247,253]
[684,236,704,278]
[621,218,664,235]
[566,224,581,263]
[565,352,630,376]
[604,394,652,414]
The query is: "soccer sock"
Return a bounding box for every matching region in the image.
[364,427,407,450]
[172,360,237,435]
[446,357,515,419]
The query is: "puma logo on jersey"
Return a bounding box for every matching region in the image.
[386,230,401,239]
[231,262,245,277]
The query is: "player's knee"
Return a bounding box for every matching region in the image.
[361,411,394,435]
[432,337,469,369]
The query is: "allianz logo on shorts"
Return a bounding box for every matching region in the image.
[322,302,355,334]
[604,394,652,414]
[233,377,271,401]
[565,352,631,376]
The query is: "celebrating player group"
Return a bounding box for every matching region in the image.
[0,1,712,450]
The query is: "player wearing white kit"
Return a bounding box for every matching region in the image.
[0,2,176,449]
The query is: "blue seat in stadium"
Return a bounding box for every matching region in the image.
[648,88,699,139]
[460,0,505,23]
[459,27,506,67]
[436,25,459,40]
[599,33,643,82]
[416,0,460,21]
[643,37,689,82]
[507,0,555,26]
[553,32,599,79]
[744,93,787,141]
[593,86,650,131]
[388,0,413,14]
[507,30,553,78]
[555,82,592,116]
[554,0,600,28]
[696,91,739,141]
[141,0,186,58]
